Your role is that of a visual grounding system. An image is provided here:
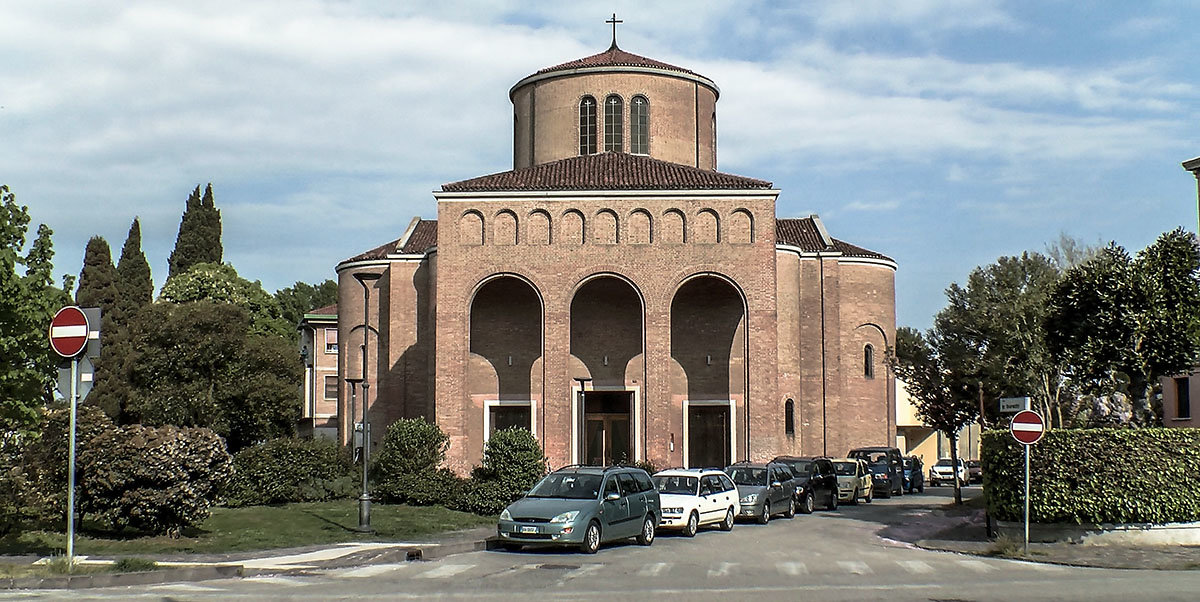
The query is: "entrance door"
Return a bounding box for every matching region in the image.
[582,391,632,466]
[688,404,730,468]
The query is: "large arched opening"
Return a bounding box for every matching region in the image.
[468,275,542,441]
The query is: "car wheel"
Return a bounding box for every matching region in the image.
[637,515,656,546]
[784,497,796,519]
[580,521,601,554]
[849,487,858,505]
[800,491,814,514]
[683,511,699,537]
[758,502,771,524]
[828,489,838,511]
[865,488,872,503]
[720,508,735,531]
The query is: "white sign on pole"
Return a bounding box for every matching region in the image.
[999,396,1030,413]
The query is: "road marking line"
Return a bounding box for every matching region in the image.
[243,576,306,586]
[415,563,475,579]
[896,560,933,574]
[708,562,737,578]
[837,560,873,575]
[555,564,603,587]
[639,562,670,577]
[337,563,411,578]
[958,559,995,573]
[777,561,808,575]
[149,583,225,592]
[1028,563,1065,572]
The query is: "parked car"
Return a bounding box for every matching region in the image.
[496,465,660,554]
[903,456,925,493]
[831,458,872,504]
[848,446,904,497]
[724,462,796,524]
[929,458,968,487]
[652,469,739,536]
[967,459,983,484]
[773,456,840,512]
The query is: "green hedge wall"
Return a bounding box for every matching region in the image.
[981,428,1200,524]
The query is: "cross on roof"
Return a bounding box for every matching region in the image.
[606,13,623,46]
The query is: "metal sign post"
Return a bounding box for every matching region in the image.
[1010,409,1045,556]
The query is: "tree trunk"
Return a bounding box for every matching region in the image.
[949,432,962,505]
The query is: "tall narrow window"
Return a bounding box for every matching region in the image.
[323,375,338,401]
[1177,377,1192,419]
[604,94,624,152]
[630,95,649,154]
[864,345,875,379]
[579,96,597,155]
[324,328,338,353]
[785,399,795,435]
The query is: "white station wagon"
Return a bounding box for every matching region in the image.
[651,469,740,537]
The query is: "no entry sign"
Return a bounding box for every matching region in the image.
[49,306,89,358]
[1010,409,1045,445]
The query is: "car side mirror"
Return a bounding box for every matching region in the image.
[605,492,620,501]
[770,481,782,489]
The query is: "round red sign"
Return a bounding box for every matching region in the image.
[49,306,89,358]
[1010,409,1045,445]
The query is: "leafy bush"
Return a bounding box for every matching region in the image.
[450,478,511,516]
[78,423,233,537]
[373,418,451,504]
[982,427,1200,524]
[475,428,547,496]
[19,405,120,528]
[226,437,354,507]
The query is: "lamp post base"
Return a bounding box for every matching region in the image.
[357,494,373,533]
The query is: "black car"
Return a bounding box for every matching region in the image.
[848,446,904,497]
[772,456,839,513]
[902,456,924,493]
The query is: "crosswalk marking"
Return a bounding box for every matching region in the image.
[416,563,475,579]
[337,563,411,578]
[555,563,603,586]
[638,562,671,577]
[777,561,808,576]
[958,559,995,573]
[707,561,737,578]
[1028,562,1065,572]
[896,560,933,574]
[837,560,873,575]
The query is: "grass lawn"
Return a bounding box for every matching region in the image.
[0,502,495,557]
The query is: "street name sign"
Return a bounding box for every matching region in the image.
[49,306,89,357]
[999,396,1030,413]
[1010,409,1045,445]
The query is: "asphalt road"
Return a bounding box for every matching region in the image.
[11,486,1200,601]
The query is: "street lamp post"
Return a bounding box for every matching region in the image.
[353,271,382,533]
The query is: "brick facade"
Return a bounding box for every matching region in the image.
[332,43,897,473]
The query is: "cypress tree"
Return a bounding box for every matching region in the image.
[75,237,124,420]
[168,183,223,279]
[115,217,153,323]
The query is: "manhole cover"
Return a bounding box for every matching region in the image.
[538,563,580,570]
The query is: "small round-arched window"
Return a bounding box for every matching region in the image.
[604,95,624,152]
[864,345,875,379]
[630,95,649,155]
[785,399,795,436]
[579,96,597,155]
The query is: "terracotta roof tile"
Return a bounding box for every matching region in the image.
[342,237,402,263]
[776,217,892,262]
[306,303,337,316]
[442,153,771,192]
[535,43,699,78]
[400,220,438,254]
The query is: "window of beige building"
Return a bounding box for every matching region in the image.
[1176,377,1191,419]
[323,375,338,401]
[324,328,338,353]
[604,94,623,152]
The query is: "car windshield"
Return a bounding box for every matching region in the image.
[784,460,813,474]
[853,451,889,464]
[935,459,957,467]
[653,475,699,496]
[727,467,768,486]
[833,462,857,476]
[527,473,603,500]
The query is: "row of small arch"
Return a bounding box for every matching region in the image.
[458,207,755,246]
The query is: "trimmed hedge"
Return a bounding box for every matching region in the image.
[373,418,451,504]
[226,437,354,507]
[982,427,1200,524]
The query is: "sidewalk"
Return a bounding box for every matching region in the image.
[889,491,1200,571]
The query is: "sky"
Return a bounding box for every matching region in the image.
[3,1,1198,330]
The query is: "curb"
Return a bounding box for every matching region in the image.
[3,565,242,590]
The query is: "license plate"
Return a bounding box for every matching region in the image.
[519,526,538,534]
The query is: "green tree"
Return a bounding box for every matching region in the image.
[74,236,126,419]
[160,262,292,339]
[0,185,71,437]
[275,279,339,332]
[125,301,299,451]
[167,184,222,280]
[115,218,153,325]
[890,326,978,504]
[933,252,1072,427]
[1047,230,1200,426]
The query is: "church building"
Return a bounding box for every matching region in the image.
[333,34,897,473]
